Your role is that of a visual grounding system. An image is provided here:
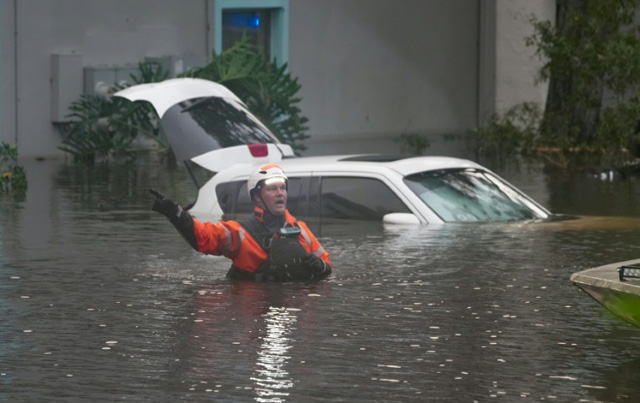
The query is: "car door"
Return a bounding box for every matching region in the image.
[309,174,414,221]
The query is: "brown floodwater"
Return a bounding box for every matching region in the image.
[2,156,640,402]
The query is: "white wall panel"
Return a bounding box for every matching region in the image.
[0,0,554,158]
[3,0,209,158]
[289,0,480,155]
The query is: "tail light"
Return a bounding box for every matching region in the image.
[248,143,269,157]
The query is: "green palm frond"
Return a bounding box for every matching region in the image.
[183,36,309,152]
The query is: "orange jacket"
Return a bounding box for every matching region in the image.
[192,208,331,274]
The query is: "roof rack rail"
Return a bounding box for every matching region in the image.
[339,154,411,162]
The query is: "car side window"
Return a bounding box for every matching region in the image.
[216,178,304,216]
[320,177,410,220]
[235,182,253,214]
[215,181,241,214]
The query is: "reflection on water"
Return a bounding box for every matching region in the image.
[252,307,296,402]
[3,156,640,401]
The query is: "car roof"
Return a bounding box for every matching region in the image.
[271,154,484,177]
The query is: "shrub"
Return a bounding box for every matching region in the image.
[469,103,541,166]
[0,142,27,194]
[394,133,431,155]
[57,62,168,163]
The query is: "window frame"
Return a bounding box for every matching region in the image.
[314,174,415,221]
[213,0,289,64]
[214,176,307,217]
[213,172,421,222]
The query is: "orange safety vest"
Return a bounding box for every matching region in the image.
[192,207,331,274]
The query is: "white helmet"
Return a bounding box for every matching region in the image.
[247,163,288,200]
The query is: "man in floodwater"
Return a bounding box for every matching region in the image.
[150,164,332,281]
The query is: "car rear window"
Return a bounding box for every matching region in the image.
[160,97,278,162]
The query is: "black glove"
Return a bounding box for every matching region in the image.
[303,253,330,276]
[149,189,181,219]
[149,189,198,250]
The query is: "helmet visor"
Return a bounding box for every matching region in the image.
[263,177,287,186]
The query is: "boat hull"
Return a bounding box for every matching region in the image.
[570,258,640,328]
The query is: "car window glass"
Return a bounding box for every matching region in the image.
[235,182,253,214]
[283,178,304,216]
[161,97,277,162]
[180,97,274,146]
[403,169,548,222]
[320,177,410,220]
[216,181,240,213]
[217,178,303,216]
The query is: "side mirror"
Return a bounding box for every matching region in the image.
[383,213,421,225]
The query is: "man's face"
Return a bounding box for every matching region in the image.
[258,179,287,215]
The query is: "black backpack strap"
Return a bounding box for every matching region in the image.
[238,217,275,251]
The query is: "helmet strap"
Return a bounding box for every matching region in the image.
[253,206,266,223]
[255,193,277,217]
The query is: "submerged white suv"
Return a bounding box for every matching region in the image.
[191,153,550,224]
[116,78,551,224]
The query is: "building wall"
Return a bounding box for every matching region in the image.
[1,0,554,159]
[494,0,554,116]
[290,0,480,155]
[1,1,17,148]
[477,0,497,128]
[1,0,212,158]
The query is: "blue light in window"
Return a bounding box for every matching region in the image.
[229,12,260,28]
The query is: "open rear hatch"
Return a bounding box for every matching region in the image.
[115,78,294,171]
[115,78,294,204]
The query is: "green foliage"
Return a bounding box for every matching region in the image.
[57,62,168,163]
[0,142,27,194]
[134,62,171,84]
[394,133,430,155]
[529,0,640,92]
[526,0,640,168]
[182,36,310,152]
[470,103,541,166]
[591,98,640,167]
[58,95,137,163]
[59,39,310,162]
